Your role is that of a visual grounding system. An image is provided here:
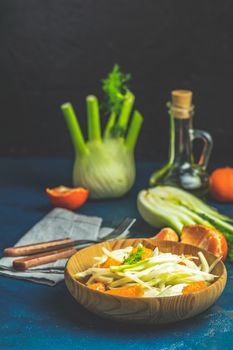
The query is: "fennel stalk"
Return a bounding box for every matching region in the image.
[61,65,143,199]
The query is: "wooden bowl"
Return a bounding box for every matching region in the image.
[65,239,227,324]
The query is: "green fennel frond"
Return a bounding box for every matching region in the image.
[123,245,144,265]
[102,64,131,114]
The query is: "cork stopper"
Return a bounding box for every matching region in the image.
[171,90,193,119]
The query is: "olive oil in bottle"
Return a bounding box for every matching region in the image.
[150,90,213,197]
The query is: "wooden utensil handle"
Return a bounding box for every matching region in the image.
[13,247,77,270]
[4,238,76,257]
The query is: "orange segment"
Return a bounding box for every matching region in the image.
[131,246,154,260]
[181,224,228,261]
[106,285,144,297]
[142,247,154,260]
[88,282,106,292]
[154,228,179,242]
[99,257,122,268]
[46,186,89,210]
[182,281,207,294]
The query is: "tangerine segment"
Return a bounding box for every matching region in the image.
[182,281,207,294]
[131,246,154,260]
[99,257,122,268]
[181,224,228,261]
[106,285,144,297]
[46,186,89,210]
[88,282,106,292]
[154,228,179,242]
[142,247,154,259]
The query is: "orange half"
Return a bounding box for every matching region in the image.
[46,186,89,210]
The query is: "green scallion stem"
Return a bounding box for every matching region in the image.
[86,95,101,142]
[104,111,116,139]
[117,92,135,131]
[61,102,88,156]
[126,110,143,151]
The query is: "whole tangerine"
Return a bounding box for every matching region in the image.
[209,167,233,202]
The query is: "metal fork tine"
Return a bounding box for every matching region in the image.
[101,217,136,241]
[115,217,136,235]
[74,218,136,248]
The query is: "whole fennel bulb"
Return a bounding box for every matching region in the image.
[61,65,143,199]
[73,138,135,198]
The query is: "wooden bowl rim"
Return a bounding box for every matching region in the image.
[65,239,227,301]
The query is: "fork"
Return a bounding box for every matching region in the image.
[11,217,136,270]
[4,217,136,258]
[73,217,136,245]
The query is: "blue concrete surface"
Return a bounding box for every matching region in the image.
[0,159,233,350]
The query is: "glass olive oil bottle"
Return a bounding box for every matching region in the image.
[150,90,213,197]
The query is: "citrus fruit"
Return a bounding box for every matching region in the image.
[209,167,233,202]
[182,281,207,294]
[88,282,106,292]
[181,224,228,261]
[154,227,179,242]
[105,285,144,297]
[46,186,89,210]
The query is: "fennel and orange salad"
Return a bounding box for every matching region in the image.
[74,244,219,298]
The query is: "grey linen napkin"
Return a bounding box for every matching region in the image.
[0,208,126,286]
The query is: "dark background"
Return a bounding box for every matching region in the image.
[1,0,233,162]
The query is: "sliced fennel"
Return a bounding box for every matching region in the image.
[100,246,133,263]
[61,65,143,199]
[137,186,233,261]
[74,245,217,298]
